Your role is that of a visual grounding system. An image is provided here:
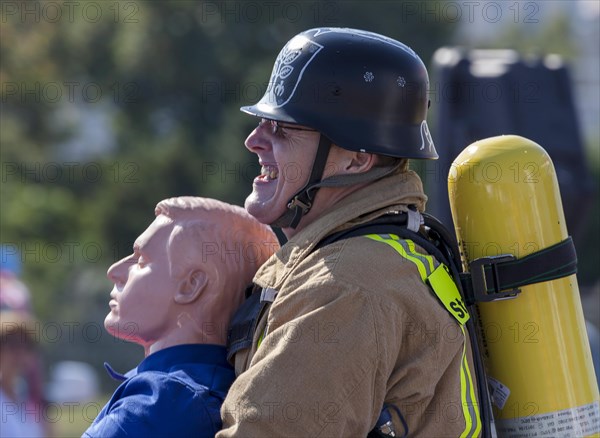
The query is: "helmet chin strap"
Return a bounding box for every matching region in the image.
[271,136,404,230]
[271,135,332,229]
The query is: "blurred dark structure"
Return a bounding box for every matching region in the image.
[426,48,596,270]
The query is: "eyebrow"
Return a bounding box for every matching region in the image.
[130,242,149,263]
[132,241,144,253]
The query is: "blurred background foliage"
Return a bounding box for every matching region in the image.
[1,0,456,378]
[1,0,598,435]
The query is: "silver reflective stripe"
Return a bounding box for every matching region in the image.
[396,238,438,276]
[407,209,422,232]
[459,326,481,437]
[260,287,278,303]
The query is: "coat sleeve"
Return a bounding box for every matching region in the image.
[218,276,401,438]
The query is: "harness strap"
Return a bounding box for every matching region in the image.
[462,237,577,304]
[315,216,578,305]
[365,234,481,438]
[226,285,266,364]
[314,212,412,251]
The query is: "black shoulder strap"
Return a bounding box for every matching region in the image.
[315,214,578,305]
[226,284,264,363]
[314,212,410,251]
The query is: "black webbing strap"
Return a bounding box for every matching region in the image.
[286,135,333,229]
[462,236,577,304]
[315,219,578,306]
[226,284,264,363]
[314,213,410,251]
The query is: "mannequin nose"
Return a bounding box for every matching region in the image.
[107,256,131,285]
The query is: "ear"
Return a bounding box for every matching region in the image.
[174,269,208,304]
[346,151,376,174]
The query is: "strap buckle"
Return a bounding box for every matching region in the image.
[469,254,520,302]
[288,197,312,213]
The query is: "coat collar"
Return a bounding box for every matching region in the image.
[254,170,427,289]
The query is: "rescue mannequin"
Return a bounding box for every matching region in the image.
[219,28,481,437]
[83,196,278,438]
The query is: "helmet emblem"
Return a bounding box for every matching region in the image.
[263,36,323,108]
[420,121,434,151]
[397,76,407,87]
[364,71,375,82]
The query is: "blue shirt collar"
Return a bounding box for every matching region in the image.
[104,344,230,383]
[103,362,133,382]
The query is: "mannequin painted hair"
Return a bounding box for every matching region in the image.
[154,197,279,322]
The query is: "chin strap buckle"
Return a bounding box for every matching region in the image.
[288,197,312,214]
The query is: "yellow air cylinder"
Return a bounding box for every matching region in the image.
[448,135,599,437]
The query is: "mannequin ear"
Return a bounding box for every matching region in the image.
[174,269,208,304]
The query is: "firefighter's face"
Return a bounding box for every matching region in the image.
[244,118,320,227]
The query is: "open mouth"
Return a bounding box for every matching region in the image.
[259,164,279,181]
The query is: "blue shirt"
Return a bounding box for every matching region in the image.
[83,344,235,438]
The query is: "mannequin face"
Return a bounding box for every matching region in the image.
[105,215,181,347]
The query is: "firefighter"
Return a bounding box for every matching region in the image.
[219,28,481,437]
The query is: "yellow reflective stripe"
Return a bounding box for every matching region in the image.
[385,235,439,276]
[459,326,482,438]
[366,233,481,437]
[427,264,470,325]
[405,239,437,273]
[257,329,265,348]
[366,235,430,281]
[258,323,269,348]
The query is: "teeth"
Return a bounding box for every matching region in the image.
[261,165,279,180]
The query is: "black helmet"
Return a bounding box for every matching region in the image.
[242,27,437,159]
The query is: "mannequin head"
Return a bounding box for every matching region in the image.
[105,197,279,355]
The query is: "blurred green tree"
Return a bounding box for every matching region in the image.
[1,0,454,392]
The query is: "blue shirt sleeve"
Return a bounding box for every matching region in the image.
[83,371,221,438]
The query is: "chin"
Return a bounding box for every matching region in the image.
[104,315,119,337]
[244,196,280,225]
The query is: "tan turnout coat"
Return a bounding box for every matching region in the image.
[219,170,480,437]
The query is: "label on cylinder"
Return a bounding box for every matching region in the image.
[488,376,511,409]
[495,401,600,437]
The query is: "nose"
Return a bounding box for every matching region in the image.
[245,123,271,154]
[107,256,130,286]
